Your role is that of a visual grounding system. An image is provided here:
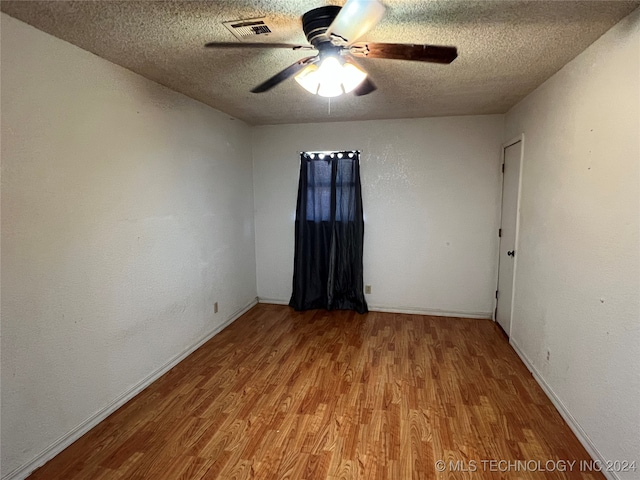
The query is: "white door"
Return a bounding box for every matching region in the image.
[496,139,522,337]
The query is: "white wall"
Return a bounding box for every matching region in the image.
[252,116,504,317]
[1,14,257,478]
[504,8,640,479]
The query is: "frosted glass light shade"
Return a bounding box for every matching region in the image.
[295,64,321,94]
[341,62,367,93]
[294,56,367,97]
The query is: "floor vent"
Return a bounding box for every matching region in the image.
[223,18,273,40]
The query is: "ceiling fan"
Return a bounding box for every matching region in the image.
[204,0,458,97]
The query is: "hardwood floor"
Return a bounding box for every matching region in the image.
[28,304,603,479]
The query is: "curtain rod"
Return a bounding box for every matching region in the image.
[300,150,360,154]
[300,150,360,158]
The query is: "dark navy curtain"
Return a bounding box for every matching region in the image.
[289,151,368,314]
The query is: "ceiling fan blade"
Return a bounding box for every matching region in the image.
[350,43,458,64]
[326,0,386,45]
[205,42,314,51]
[353,77,377,96]
[251,56,319,93]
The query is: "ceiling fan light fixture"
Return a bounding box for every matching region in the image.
[294,56,367,98]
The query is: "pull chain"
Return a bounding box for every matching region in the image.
[328,96,331,116]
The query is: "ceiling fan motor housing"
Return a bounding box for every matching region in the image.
[302,6,341,47]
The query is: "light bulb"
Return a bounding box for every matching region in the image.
[316,57,345,98]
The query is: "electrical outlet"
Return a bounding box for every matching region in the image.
[365,285,371,294]
[214,302,219,313]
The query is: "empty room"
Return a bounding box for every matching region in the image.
[1,1,639,479]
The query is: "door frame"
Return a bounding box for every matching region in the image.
[494,134,525,339]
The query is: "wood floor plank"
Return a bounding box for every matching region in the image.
[27,304,604,479]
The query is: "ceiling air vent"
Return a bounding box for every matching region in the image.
[223,17,273,41]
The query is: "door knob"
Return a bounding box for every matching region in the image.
[507,250,515,257]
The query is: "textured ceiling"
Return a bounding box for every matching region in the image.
[2,0,639,125]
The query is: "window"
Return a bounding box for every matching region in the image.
[302,151,358,222]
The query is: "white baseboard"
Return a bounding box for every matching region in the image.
[510,339,620,480]
[258,297,289,305]
[3,297,258,480]
[367,304,492,319]
[257,297,491,319]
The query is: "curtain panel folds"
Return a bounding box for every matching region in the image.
[289,151,368,314]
